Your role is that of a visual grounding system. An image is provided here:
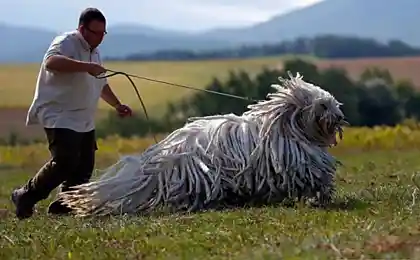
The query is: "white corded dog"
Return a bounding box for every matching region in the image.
[58,72,348,217]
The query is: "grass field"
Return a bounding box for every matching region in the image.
[2,55,420,141]
[1,126,420,259]
[0,56,291,110]
[314,56,420,88]
[3,55,419,110]
[0,56,292,140]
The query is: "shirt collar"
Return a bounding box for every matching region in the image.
[75,30,96,53]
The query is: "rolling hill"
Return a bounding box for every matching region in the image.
[1,0,419,63]
[0,23,235,63]
[200,0,418,45]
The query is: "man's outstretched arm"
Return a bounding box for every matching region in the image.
[44,36,105,76]
[101,84,121,108]
[45,55,92,73]
[101,84,133,117]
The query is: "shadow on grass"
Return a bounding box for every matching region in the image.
[46,195,372,224]
[86,197,370,223]
[321,196,371,211]
[212,195,371,213]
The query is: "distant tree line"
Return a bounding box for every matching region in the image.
[105,35,420,61]
[95,58,420,138]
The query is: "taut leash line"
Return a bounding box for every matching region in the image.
[102,69,259,102]
[96,69,259,144]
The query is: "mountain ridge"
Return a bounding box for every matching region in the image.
[2,0,418,63]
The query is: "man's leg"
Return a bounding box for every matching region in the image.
[11,128,83,219]
[48,130,97,215]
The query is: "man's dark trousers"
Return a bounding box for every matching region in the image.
[13,127,97,217]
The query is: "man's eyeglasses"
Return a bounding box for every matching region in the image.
[85,27,107,36]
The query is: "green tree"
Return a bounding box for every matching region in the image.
[318,68,362,125]
[96,58,420,139]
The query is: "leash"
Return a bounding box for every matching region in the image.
[100,69,258,102]
[96,70,159,143]
[96,69,259,143]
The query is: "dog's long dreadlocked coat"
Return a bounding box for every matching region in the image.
[59,72,348,217]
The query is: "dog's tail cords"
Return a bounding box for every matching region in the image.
[96,69,259,144]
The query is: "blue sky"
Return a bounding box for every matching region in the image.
[1,0,322,32]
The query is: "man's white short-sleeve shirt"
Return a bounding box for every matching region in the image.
[26,30,108,133]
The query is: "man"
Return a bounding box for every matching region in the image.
[11,7,133,219]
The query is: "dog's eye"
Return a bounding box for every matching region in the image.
[321,104,328,110]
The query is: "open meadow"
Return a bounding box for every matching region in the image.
[1,126,420,259]
[0,56,289,140]
[2,55,420,141]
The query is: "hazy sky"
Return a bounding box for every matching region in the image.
[1,0,322,32]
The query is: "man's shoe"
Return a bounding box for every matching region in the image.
[11,188,35,220]
[47,199,72,215]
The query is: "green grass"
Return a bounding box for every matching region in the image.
[1,148,420,259]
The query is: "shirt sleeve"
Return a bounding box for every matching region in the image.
[44,35,77,61]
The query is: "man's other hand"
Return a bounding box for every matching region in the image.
[115,104,133,118]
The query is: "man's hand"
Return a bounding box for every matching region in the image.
[115,104,133,118]
[86,63,107,77]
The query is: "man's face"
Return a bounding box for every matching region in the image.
[80,20,107,49]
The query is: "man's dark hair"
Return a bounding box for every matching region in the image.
[78,8,106,27]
